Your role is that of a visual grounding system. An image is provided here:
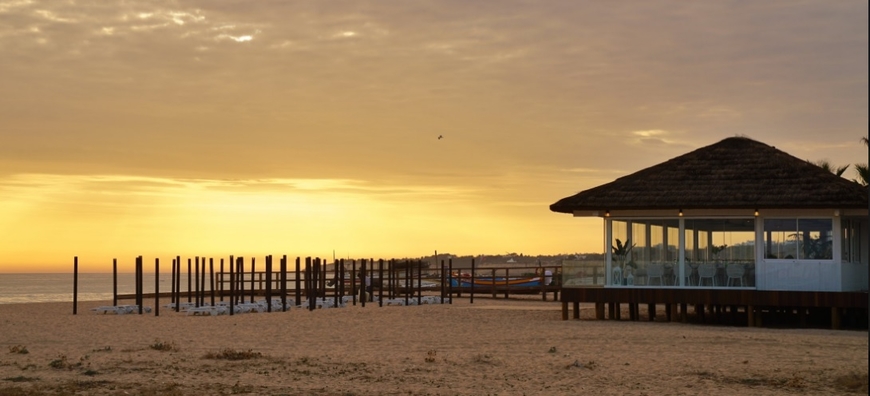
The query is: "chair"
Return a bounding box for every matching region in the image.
[698,263,717,286]
[683,263,696,286]
[612,266,622,285]
[646,263,664,286]
[726,264,745,287]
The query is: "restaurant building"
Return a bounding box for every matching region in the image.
[550,136,868,328]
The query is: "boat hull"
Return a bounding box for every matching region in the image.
[451,277,542,288]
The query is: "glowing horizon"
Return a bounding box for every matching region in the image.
[0,172,603,272]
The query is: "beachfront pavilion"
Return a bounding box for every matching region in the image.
[550,136,869,328]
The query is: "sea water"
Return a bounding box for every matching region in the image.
[0,273,189,304]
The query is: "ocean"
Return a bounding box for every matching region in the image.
[0,273,191,305]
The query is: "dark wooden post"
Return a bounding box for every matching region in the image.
[295,257,301,306]
[280,255,287,312]
[448,258,455,300]
[504,268,510,299]
[237,257,244,305]
[378,259,384,307]
[417,260,422,305]
[195,256,200,307]
[169,259,175,306]
[219,258,224,301]
[175,256,181,312]
[209,258,215,307]
[137,256,143,315]
[406,260,411,303]
[491,269,497,299]
[112,258,118,306]
[339,259,346,301]
[310,257,318,310]
[73,256,78,315]
[351,260,357,305]
[266,255,273,312]
[154,258,160,317]
[333,257,340,308]
[360,259,367,307]
[249,257,256,303]
[319,258,326,297]
[229,256,235,315]
[439,259,445,303]
[200,258,207,307]
[447,257,456,304]
[174,258,181,312]
[134,256,139,310]
[187,258,192,303]
[470,258,475,304]
[387,259,396,298]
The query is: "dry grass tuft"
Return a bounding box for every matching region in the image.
[48,355,74,370]
[203,348,263,361]
[149,339,178,352]
[3,376,38,383]
[471,353,500,365]
[7,346,28,355]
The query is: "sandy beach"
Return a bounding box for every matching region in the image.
[0,297,866,395]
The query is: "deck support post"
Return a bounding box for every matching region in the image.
[831,307,841,330]
[680,303,688,323]
[595,302,605,319]
[573,301,580,319]
[648,303,655,321]
[747,305,754,327]
[561,300,568,320]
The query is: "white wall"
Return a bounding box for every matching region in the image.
[756,260,841,292]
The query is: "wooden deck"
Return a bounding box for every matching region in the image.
[561,287,868,330]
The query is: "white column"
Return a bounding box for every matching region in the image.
[678,218,685,286]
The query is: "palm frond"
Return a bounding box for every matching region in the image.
[855,163,869,186]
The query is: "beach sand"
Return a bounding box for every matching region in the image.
[0,297,866,395]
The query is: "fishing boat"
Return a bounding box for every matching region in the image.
[449,274,543,288]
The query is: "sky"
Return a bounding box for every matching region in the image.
[1,0,867,272]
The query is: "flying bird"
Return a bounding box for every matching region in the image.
[438,135,443,140]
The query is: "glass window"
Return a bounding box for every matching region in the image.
[685,219,755,263]
[610,220,632,285]
[630,222,648,267]
[764,218,832,260]
[842,219,862,264]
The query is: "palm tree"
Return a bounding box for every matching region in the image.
[814,159,849,177]
[856,136,869,185]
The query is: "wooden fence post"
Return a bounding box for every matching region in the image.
[73,257,78,315]
[154,258,160,317]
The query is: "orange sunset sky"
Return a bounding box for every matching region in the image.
[1,1,867,272]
